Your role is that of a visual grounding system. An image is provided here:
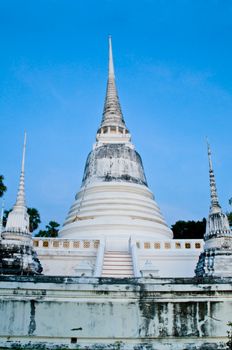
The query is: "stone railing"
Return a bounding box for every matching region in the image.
[93,239,106,277]
[135,239,203,251]
[33,238,100,250]
[129,237,141,277]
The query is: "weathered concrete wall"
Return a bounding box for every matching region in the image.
[0,276,232,349]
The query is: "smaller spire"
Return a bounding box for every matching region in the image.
[15,132,27,208]
[3,133,30,238]
[207,140,221,213]
[195,141,232,277]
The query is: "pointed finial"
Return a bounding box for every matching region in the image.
[15,132,27,207]
[206,139,221,213]
[206,137,213,171]
[108,35,114,78]
[22,131,27,173]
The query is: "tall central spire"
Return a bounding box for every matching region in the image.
[101,36,124,127]
[96,37,130,144]
[207,141,221,214]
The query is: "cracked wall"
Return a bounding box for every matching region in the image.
[0,276,231,350]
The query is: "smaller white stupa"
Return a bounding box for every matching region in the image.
[2,133,30,241]
[195,142,232,277]
[0,134,42,275]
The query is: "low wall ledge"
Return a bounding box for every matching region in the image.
[0,275,232,286]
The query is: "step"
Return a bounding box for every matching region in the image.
[102,271,133,276]
[104,256,131,261]
[104,253,131,256]
[102,267,133,270]
[101,250,134,278]
[102,269,133,274]
[104,251,131,254]
[103,261,133,266]
[104,257,131,262]
[103,260,133,267]
[103,261,133,265]
[102,273,134,277]
[105,251,130,253]
[103,267,131,273]
[104,254,131,257]
[102,265,133,270]
[104,255,132,258]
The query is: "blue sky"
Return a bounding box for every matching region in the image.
[1,0,232,229]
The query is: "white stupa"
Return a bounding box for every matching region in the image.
[195,142,232,277]
[2,133,30,242]
[0,133,42,275]
[59,37,172,252]
[33,38,204,278]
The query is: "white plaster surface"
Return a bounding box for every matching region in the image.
[60,182,173,246]
[33,237,203,277]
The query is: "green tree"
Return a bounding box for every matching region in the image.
[226,212,232,227]
[35,221,60,238]
[3,207,41,232]
[0,175,7,198]
[27,208,41,232]
[171,218,206,239]
[2,209,11,227]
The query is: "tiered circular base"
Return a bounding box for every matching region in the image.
[59,181,172,250]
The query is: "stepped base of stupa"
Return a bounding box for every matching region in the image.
[60,181,173,251]
[0,240,43,275]
[195,248,232,277]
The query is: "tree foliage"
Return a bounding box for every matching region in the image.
[226,212,232,227]
[27,208,41,232]
[2,209,10,227]
[35,221,60,238]
[172,213,231,240]
[171,218,206,239]
[0,175,7,198]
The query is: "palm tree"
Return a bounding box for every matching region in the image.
[35,221,60,237]
[27,208,41,232]
[45,221,60,237]
[0,175,7,198]
[3,209,11,227]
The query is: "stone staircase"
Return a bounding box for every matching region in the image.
[101,251,134,278]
